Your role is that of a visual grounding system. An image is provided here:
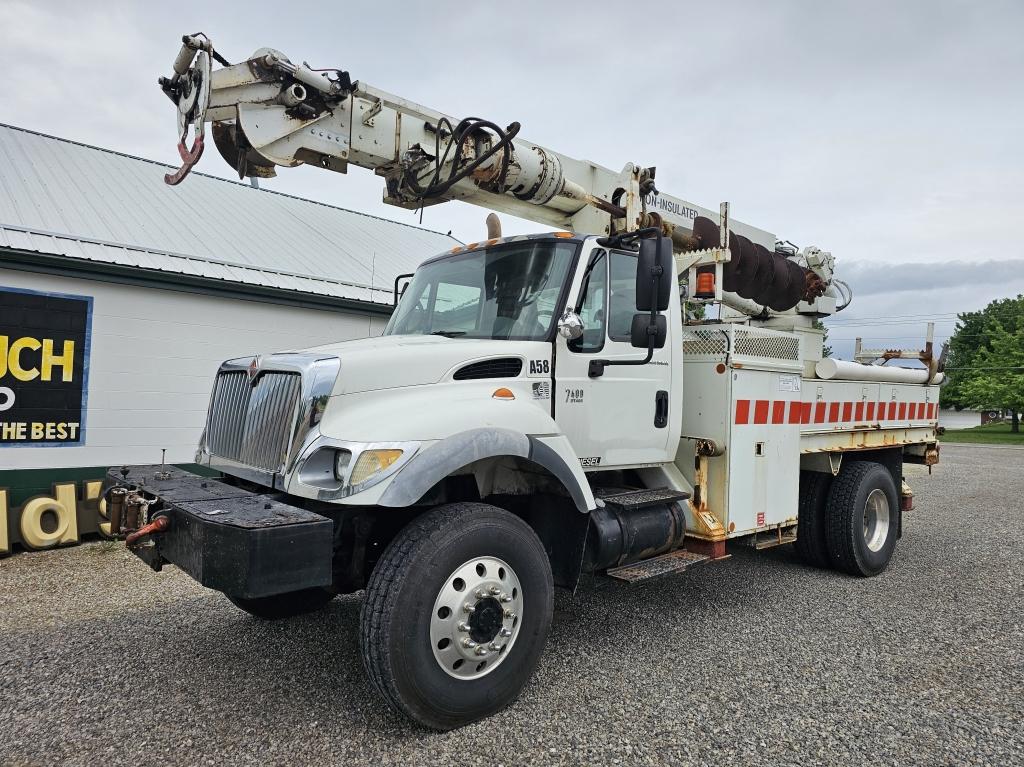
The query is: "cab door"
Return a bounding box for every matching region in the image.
[554,247,676,468]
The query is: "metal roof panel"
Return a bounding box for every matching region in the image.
[0,123,459,305]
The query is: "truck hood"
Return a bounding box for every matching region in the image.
[292,334,550,395]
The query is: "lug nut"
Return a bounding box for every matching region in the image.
[500,594,513,603]
[475,589,489,599]
[489,586,501,596]
[463,603,476,613]
[504,610,516,620]
[488,641,502,651]
[474,647,488,656]
[461,638,477,648]
[457,621,470,632]
[499,628,512,637]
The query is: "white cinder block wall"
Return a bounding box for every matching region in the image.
[1,269,390,470]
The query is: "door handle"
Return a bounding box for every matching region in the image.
[655,390,669,428]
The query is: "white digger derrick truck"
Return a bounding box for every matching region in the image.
[108,35,943,729]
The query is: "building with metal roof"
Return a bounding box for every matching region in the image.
[0,124,459,546]
[0,123,457,310]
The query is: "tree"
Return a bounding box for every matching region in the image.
[812,319,832,358]
[942,294,1024,431]
[958,321,1024,432]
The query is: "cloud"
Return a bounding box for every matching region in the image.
[842,259,1024,297]
[0,0,1022,309]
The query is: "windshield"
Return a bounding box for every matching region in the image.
[384,240,577,340]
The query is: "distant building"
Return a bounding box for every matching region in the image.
[0,123,458,514]
[980,409,1020,425]
[938,409,981,429]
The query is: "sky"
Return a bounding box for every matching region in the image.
[1,0,1022,359]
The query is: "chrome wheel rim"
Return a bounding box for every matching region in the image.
[863,488,891,552]
[430,556,524,680]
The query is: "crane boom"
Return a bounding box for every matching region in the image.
[159,35,837,315]
[160,37,779,244]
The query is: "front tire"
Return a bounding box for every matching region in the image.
[226,587,336,619]
[359,502,553,730]
[826,461,899,576]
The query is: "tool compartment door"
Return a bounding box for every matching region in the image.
[727,369,803,534]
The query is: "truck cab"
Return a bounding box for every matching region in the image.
[195,232,680,512]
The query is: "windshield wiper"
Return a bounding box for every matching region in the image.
[430,330,467,337]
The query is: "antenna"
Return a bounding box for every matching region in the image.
[368,252,376,336]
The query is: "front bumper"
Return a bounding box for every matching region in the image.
[109,465,333,599]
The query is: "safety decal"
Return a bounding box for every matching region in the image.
[734,400,938,426]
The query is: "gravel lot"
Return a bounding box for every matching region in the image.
[2,443,1022,766]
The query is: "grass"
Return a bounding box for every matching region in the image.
[941,421,1024,445]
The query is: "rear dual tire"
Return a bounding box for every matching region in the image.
[796,461,899,576]
[826,461,899,577]
[795,471,832,568]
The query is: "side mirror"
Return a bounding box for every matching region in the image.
[635,235,673,312]
[557,309,584,340]
[630,313,667,349]
[587,235,672,378]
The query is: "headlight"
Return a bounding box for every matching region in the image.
[350,449,404,485]
[333,449,352,480]
[294,442,418,500]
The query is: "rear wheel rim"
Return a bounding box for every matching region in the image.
[863,488,891,552]
[429,556,524,680]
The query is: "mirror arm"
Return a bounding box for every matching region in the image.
[596,226,661,250]
[587,270,661,379]
[574,250,606,313]
[587,345,653,378]
[393,272,414,306]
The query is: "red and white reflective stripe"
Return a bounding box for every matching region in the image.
[734,400,937,425]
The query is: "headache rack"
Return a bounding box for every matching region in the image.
[682,325,803,372]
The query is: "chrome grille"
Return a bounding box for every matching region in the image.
[206,370,302,472]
